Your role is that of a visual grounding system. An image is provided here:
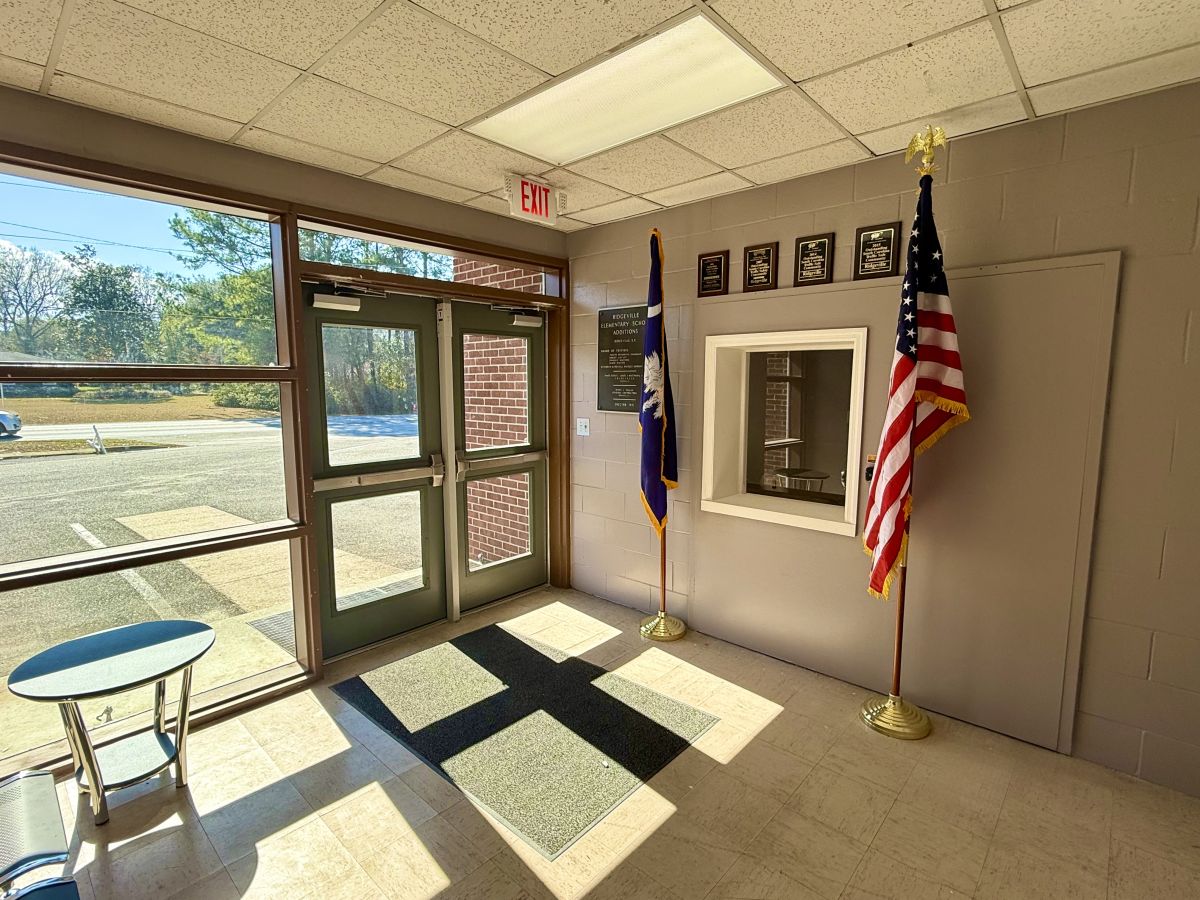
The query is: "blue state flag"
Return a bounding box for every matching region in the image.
[639,228,678,534]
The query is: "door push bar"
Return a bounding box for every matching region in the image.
[454,450,547,482]
[314,453,445,492]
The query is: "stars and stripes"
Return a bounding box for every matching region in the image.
[639,228,678,533]
[863,174,969,598]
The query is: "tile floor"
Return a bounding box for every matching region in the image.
[17,587,1200,899]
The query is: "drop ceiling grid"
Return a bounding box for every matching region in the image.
[3,0,1200,230]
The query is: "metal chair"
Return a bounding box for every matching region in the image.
[0,771,74,900]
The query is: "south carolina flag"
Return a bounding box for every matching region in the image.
[639,228,678,533]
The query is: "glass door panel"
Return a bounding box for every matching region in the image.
[452,302,548,611]
[330,490,425,610]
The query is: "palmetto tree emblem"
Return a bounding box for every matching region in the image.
[642,351,665,419]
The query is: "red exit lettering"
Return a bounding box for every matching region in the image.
[519,179,551,219]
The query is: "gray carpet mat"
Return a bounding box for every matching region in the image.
[332,623,717,859]
[247,610,295,656]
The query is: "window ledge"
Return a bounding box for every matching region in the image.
[701,493,856,536]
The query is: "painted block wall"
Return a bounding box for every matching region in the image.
[566,81,1200,797]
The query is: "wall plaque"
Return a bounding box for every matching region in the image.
[597,305,644,413]
[794,232,835,286]
[697,250,729,297]
[853,222,901,280]
[743,241,779,292]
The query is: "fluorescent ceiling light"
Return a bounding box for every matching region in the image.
[466,16,782,166]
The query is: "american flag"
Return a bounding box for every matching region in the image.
[863,174,969,598]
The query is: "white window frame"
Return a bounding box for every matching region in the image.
[701,327,868,536]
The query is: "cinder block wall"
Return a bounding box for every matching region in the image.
[566,81,1200,797]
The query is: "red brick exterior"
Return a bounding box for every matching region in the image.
[763,351,790,482]
[452,258,545,294]
[462,333,532,567]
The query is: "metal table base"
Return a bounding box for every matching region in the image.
[57,666,195,826]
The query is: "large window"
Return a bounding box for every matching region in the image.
[0,172,277,366]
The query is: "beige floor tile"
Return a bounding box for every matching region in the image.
[786,765,896,845]
[85,813,224,900]
[975,840,1105,899]
[434,859,531,900]
[621,816,741,900]
[820,727,918,792]
[358,815,488,900]
[186,718,261,778]
[897,758,1010,838]
[1004,753,1115,831]
[188,745,314,865]
[226,815,376,900]
[719,738,814,804]
[584,863,684,900]
[692,678,785,736]
[1110,780,1200,874]
[843,849,972,899]
[741,806,867,899]
[672,769,782,851]
[283,742,396,813]
[399,763,464,813]
[437,798,510,859]
[321,778,438,859]
[237,689,345,747]
[255,713,359,777]
[331,703,424,776]
[171,868,241,900]
[707,853,827,899]
[1109,840,1200,899]
[869,801,989,895]
[757,708,845,764]
[644,745,718,804]
[63,774,197,869]
[990,794,1109,879]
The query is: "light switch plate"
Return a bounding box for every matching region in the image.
[576,417,590,436]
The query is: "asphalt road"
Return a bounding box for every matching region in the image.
[0,414,426,676]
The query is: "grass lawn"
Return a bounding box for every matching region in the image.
[0,438,170,456]
[1,394,279,425]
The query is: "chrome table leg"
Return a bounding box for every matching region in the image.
[174,666,193,788]
[154,678,167,734]
[62,702,108,825]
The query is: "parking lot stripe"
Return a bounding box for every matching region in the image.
[69,523,174,619]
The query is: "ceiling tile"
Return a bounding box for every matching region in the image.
[572,196,660,225]
[255,77,448,163]
[710,0,985,80]
[1002,0,1200,87]
[1,0,62,65]
[665,89,843,168]
[116,0,381,68]
[0,55,43,92]
[804,22,1013,134]
[396,131,550,194]
[541,169,626,213]
[237,128,377,175]
[858,93,1027,154]
[316,2,546,126]
[734,139,867,185]
[643,171,750,206]
[1028,42,1200,115]
[410,0,691,76]
[50,74,242,140]
[59,0,300,121]
[465,193,510,214]
[568,136,720,194]
[555,217,589,232]
[368,167,479,202]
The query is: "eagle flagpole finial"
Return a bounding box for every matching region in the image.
[905,125,947,178]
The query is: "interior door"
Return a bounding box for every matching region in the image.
[305,285,446,658]
[451,301,549,612]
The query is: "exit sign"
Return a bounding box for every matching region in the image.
[505,174,563,225]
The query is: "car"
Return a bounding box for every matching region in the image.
[0,410,21,436]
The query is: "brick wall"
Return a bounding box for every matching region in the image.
[462,333,531,567]
[567,81,1200,798]
[762,352,790,480]
[453,258,545,294]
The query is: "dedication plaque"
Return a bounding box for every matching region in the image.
[853,222,901,280]
[697,250,729,297]
[743,241,779,292]
[794,232,835,286]
[597,305,644,413]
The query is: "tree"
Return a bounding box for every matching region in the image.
[61,246,165,363]
[0,244,73,357]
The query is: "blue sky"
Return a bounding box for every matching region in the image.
[0,173,218,277]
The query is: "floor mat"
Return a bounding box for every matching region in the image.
[332,623,717,859]
[247,610,295,655]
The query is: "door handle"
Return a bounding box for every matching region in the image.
[431,453,445,488]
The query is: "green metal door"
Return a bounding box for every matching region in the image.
[450,301,549,612]
[305,285,446,658]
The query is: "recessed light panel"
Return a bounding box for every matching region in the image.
[465,16,782,165]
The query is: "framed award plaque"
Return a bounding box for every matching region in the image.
[697,250,729,297]
[743,241,779,292]
[853,222,901,280]
[793,232,835,286]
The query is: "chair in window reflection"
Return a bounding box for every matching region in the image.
[774,467,829,492]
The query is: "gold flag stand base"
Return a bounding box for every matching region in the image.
[639,611,687,642]
[860,694,931,740]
